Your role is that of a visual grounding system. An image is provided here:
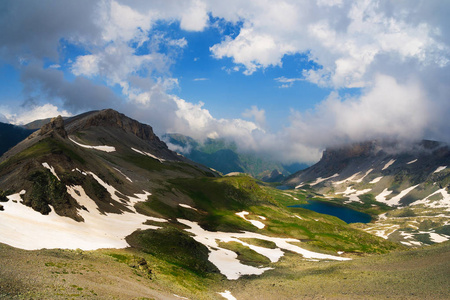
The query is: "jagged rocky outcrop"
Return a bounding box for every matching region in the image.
[285,139,450,207]
[0,109,216,221]
[40,115,67,138]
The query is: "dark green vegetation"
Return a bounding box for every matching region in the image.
[163,133,307,180]
[1,110,448,299]
[24,170,75,215]
[0,122,35,156]
[136,175,398,255]
[126,227,218,277]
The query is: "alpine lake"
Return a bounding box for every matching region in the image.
[289,200,372,224]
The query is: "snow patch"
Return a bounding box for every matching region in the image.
[0,186,165,250]
[219,290,237,300]
[177,219,350,280]
[334,173,359,185]
[382,159,396,170]
[310,173,339,186]
[355,169,373,183]
[433,166,447,173]
[412,188,450,209]
[376,185,419,206]
[131,147,165,163]
[407,159,418,165]
[236,211,265,229]
[42,162,60,181]
[428,232,449,243]
[179,203,198,211]
[283,193,299,200]
[69,137,115,152]
[365,224,400,239]
[369,176,383,184]
[113,167,133,182]
[294,182,304,189]
[336,187,371,203]
[375,188,393,204]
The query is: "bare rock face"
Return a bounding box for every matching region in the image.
[82,109,158,142]
[321,141,378,163]
[39,115,67,138]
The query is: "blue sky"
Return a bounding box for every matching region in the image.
[0,0,449,163]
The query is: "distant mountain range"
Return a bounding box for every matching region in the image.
[285,140,450,247]
[0,122,35,156]
[0,109,447,298]
[163,133,307,181]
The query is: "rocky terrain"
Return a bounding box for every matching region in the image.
[285,140,450,247]
[0,110,448,299]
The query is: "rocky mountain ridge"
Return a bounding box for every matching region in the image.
[285,139,450,247]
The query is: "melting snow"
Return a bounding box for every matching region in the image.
[283,193,299,200]
[0,186,165,250]
[428,232,449,243]
[375,188,393,203]
[219,290,237,300]
[369,176,383,184]
[355,169,373,183]
[236,211,265,229]
[365,224,400,239]
[407,159,418,165]
[333,172,359,185]
[179,203,198,211]
[376,185,419,206]
[42,162,60,181]
[433,166,447,173]
[69,137,116,152]
[113,167,133,182]
[131,147,165,163]
[336,187,371,203]
[177,219,350,280]
[382,159,396,171]
[411,188,450,209]
[0,169,166,250]
[310,173,339,186]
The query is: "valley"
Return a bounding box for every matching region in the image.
[0,110,448,299]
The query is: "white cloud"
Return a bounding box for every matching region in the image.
[208,0,448,87]
[0,104,72,125]
[242,105,266,128]
[286,74,429,148]
[1,0,449,164]
[275,76,303,88]
[180,0,209,31]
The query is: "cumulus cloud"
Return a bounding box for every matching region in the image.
[21,64,121,112]
[209,0,449,87]
[0,104,71,125]
[242,106,266,128]
[0,0,449,164]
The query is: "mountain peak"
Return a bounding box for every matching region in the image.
[65,109,158,142]
[39,115,67,138]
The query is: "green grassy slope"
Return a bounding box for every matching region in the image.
[1,241,447,299]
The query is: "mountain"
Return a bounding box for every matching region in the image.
[22,117,68,130]
[0,122,35,156]
[285,140,450,247]
[163,133,307,181]
[0,109,411,298]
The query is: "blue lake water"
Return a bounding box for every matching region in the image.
[289,200,372,224]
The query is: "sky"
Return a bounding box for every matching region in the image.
[0,0,449,164]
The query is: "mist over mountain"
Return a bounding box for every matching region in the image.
[163,133,307,181]
[285,139,450,247]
